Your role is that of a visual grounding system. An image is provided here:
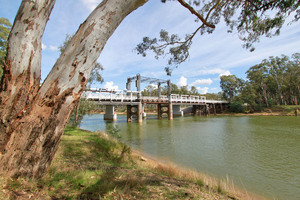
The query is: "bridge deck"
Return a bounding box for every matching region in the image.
[85,90,227,105]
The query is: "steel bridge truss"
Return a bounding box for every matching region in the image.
[126,74,171,98]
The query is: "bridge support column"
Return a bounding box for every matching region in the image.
[157,103,173,120]
[168,103,173,120]
[172,105,183,117]
[104,105,117,121]
[127,103,143,123]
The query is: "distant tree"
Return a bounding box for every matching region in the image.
[0,17,12,80]
[189,86,199,95]
[179,85,189,95]
[87,62,104,87]
[286,53,300,104]
[220,53,300,108]
[220,75,244,101]
[141,85,158,96]
[246,53,300,106]
[204,92,223,100]
[236,81,257,107]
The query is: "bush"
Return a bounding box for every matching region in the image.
[253,103,264,112]
[229,102,245,113]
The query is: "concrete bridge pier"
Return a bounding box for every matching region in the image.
[104,105,117,121]
[158,103,173,120]
[127,103,143,123]
[172,105,183,117]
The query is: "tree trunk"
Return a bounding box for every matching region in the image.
[0,0,56,154]
[0,0,148,178]
[261,82,269,107]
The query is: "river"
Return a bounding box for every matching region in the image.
[80,114,300,200]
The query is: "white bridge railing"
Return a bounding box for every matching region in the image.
[84,89,227,104]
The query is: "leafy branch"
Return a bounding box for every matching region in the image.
[136,0,300,75]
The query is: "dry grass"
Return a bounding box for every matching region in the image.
[132,151,267,200]
[0,126,265,200]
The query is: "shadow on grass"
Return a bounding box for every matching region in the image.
[45,127,153,199]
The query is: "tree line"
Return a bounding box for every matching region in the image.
[220,53,300,109]
[141,83,222,100]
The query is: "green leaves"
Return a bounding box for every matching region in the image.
[220,53,300,107]
[137,0,300,73]
[220,75,244,101]
[0,17,12,81]
[135,29,191,75]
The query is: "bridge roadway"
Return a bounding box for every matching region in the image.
[84,89,228,122]
[85,90,227,105]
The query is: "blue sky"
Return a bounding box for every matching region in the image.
[1,0,300,94]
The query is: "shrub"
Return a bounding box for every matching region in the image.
[229,102,245,113]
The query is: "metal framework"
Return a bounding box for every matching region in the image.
[126,74,171,99]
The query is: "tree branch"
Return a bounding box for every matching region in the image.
[177,0,216,28]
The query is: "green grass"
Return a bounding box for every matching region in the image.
[269,105,300,114]
[0,126,237,200]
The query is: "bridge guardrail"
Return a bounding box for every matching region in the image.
[84,90,227,104]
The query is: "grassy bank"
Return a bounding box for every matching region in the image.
[1,127,262,200]
[221,105,300,116]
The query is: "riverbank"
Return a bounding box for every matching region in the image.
[1,126,264,200]
[220,105,300,116]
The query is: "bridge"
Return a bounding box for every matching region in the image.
[84,74,228,122]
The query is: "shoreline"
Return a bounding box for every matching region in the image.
[129,147,267,200]
[94,130,268,200]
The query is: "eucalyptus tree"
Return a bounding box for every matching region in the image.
[189,86,200,95]
[0,0,299,178]
[265,55,289,105]
[137,0,300,74]
[220,75,244,101]
[59,34,104,88]
[288,53,300,104]
[246,64,270,107]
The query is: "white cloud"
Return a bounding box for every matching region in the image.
[177,76,187,87]
[42,43,47,50]
[219,70,231,76]
[196,87,209,94]
[81,0,99,11]
[215,70,231,80]
[149,84,158,89]
[190,78,213,86]
[49,45,58,51]
[104,81,119,91]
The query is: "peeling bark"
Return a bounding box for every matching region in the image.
[0,0,148,178]
[0,0,56,153]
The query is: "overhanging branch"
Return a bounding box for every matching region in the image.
[177,0,216,28]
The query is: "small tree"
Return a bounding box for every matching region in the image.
[0,17,12,81]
